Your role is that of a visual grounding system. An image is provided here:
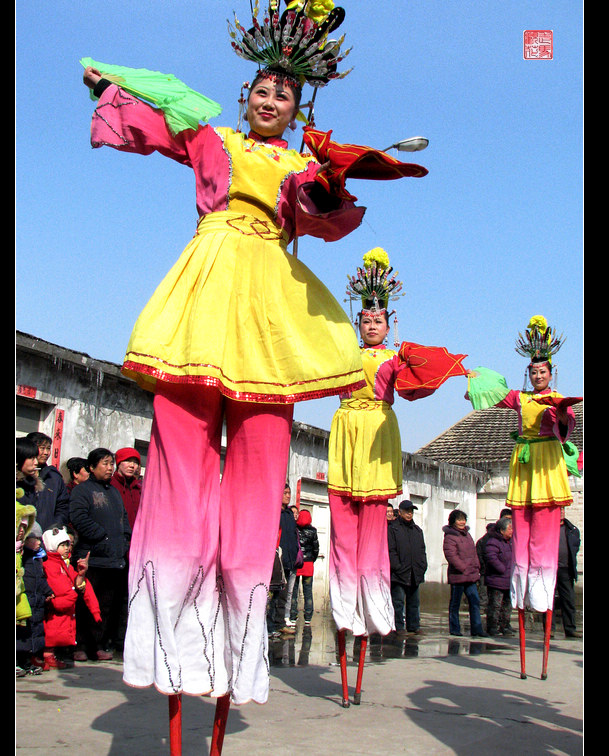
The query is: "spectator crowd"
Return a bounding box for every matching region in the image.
[16,433,141,675]
[17,433,581,678]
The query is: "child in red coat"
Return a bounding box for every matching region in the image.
[41,527,101,669]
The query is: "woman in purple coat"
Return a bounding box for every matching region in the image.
[442,510,488,637]
[484,517,514,636]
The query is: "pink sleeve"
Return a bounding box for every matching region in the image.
[373,354,399,403]
[540,403,576,442]
[90,84,191,165]
[276,162,365,242]
[293,182,365,241]
[495,389,521,411]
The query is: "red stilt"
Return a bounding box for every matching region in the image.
[168,694,182,756]
[353,635,367,705]
[541,609,552,680]
[210,694,231,756]
[337,629,350,708]
[518,608,527,679]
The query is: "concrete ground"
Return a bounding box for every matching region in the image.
[16,612,583,755]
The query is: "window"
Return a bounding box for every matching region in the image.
[134,439,150,476]
[16,399,44,436]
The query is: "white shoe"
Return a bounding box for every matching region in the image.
[284,619,296,627]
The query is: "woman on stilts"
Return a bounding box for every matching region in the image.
[466,315,581,680]
[81,3,430,752]
[327,248,468,707]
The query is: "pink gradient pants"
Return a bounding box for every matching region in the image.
[510,505,561,612]
[328,493,395,637]
[123,383,293,704]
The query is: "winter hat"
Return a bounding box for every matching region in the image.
[115,447,140,467]
[297,509,312,527]
[42,527,71,553]
[27,522,43,539]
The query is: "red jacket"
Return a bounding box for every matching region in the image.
[42,552,101,647]
[110,471,142,530]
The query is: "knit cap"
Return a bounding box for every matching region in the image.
[28,521,43,539]
[42,527,71,553]
[115,447,140,466]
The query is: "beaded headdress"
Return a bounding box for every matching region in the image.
[515,314,565,390]
[515,315,565,366]
[346,248,404,346]
[228,1,352,90]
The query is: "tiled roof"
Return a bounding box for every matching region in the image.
[416,401,583,469]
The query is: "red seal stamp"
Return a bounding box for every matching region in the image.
[523,30,553,60]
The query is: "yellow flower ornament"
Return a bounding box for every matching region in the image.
[515,314,564,364]
[346,248,403,312]
[286,0,335,23]
[362,247,390,270]
[528,315,548,334]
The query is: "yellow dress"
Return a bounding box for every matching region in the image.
[505,391,573,508]
[88,83,366,403]
[328,346,403,501]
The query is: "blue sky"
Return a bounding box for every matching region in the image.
[16,1,583,453]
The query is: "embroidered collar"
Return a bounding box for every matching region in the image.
[247,130,288,149]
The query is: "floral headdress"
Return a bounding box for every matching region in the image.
[228,1,352,90]
[514,315,565,366]
[346,248,404,345]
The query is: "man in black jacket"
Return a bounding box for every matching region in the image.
[388,500,428,635]
[552,510,582,638]
[267,484,300,636]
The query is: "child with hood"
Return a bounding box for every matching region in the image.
[41,526,101,670]
[16,496,37,676]
[16,521,54,674]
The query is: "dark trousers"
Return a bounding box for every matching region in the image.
[552,567,577,634]
[477,580,488,609]
[486,586,512,634]
[448,582,484,635]
[290,575,314,622]
[76,566,127,655]
[390,582,421,631]
[267,568,293,631]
